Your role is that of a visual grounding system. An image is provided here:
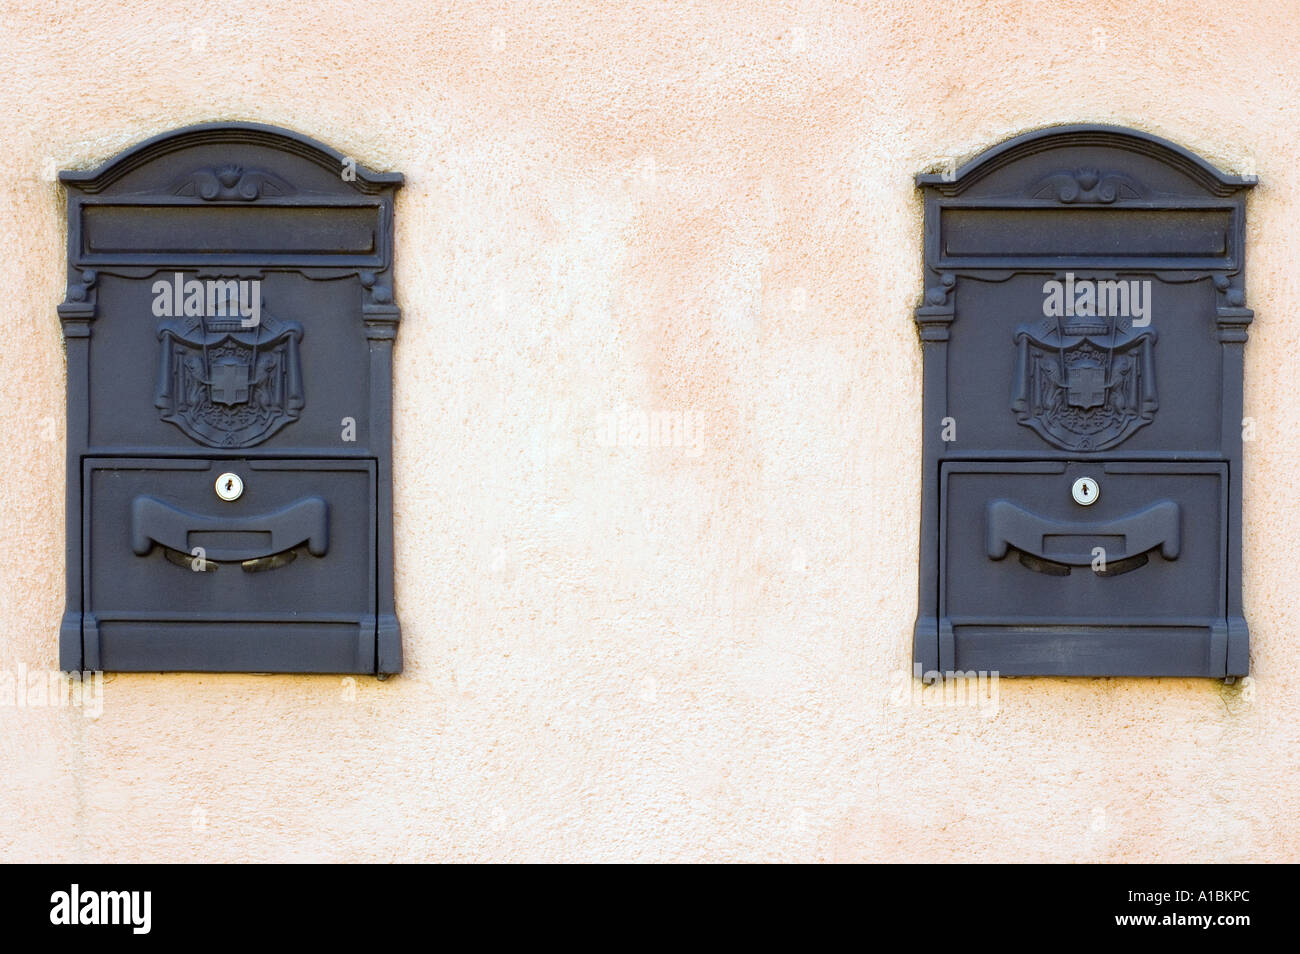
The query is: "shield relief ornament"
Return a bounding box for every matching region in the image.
[154,292,304,447]
[1011,312,1157,451]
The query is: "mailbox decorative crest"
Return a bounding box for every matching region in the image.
[58,123,403,675]
[1012,309,1157,451]
[155,302,305,447]
[914,125,1255,679]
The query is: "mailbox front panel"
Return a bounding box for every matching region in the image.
[941,461,1227,676]
[88,272,374,453]
[914,125,1254,678]
[946,274,1224,455]
[59,124,403,674]
[84,458,377,673]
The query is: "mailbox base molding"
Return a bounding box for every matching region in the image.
[922,618,1248,680]
[86,619,379,674]
[377,614,403,676]
[941,623,1240,678]
[58,612,83,673]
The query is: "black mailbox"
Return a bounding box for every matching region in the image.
[913,125,1254,679]
[58,123,403,675]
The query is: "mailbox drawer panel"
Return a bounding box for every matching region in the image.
[88,273,373,453]
[945,273,1224,455]
[941,459,1226,628]
[83,458,376,671]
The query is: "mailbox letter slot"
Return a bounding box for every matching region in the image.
[130,495,330,563]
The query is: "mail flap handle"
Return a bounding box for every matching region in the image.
[131,495,329,563]
[986,499,1180,566]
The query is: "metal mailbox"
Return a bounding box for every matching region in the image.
[913,125,1254,678]
[58,123,403,674]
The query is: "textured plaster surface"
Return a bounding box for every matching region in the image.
[0,0,1296,862]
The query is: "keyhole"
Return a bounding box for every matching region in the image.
[215,472,244,501]
[1071,477,1099,507]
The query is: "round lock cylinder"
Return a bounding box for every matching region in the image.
[215,472,244,501]
[1071,476,1099,506]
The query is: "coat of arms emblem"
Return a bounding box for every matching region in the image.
[154,298,304,447]
[1011,313,1157,451]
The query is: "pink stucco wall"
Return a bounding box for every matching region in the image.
[1,0,1296,861]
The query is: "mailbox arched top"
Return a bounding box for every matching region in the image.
[59,121,404,196]
[916,124,1255,200]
